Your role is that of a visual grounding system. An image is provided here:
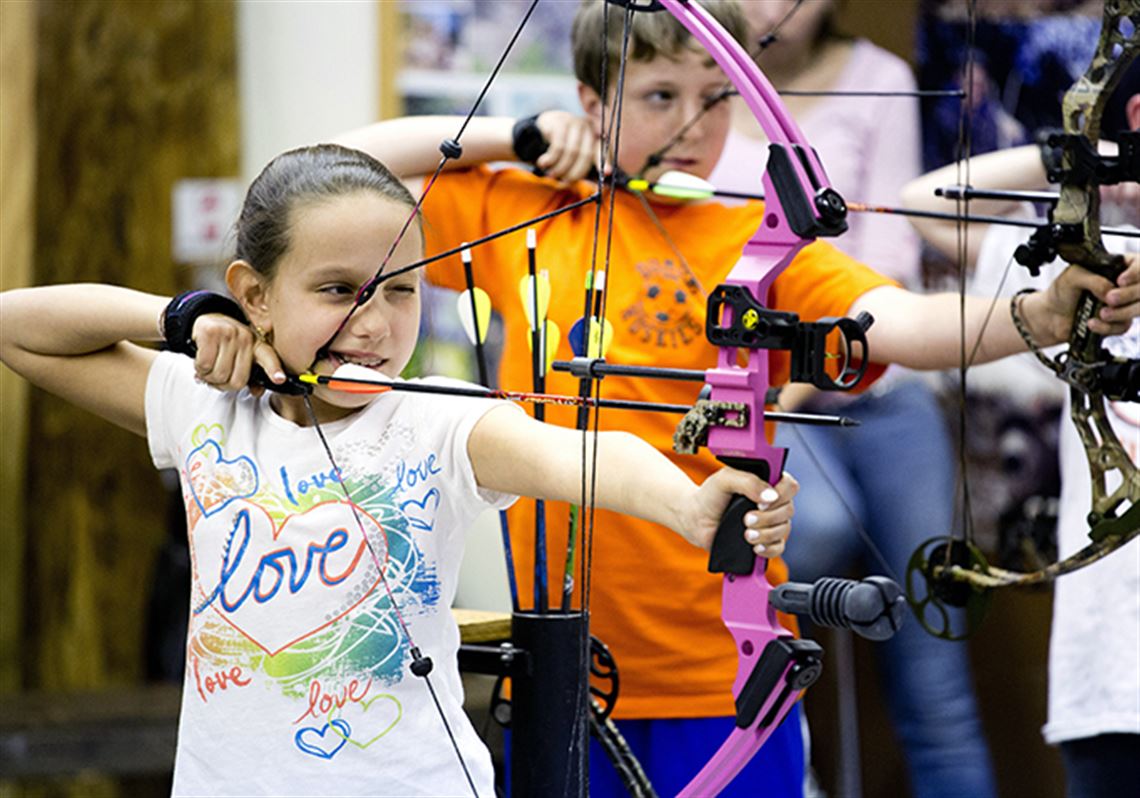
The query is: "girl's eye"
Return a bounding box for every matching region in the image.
[318,283,356,298]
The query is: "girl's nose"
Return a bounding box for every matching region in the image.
[348,295,391,341]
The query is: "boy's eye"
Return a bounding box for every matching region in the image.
[645,89,675,105]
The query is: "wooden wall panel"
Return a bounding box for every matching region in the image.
[27,0,238,699]
[0,0,36,696]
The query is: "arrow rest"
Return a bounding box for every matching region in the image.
[705,284,874,391]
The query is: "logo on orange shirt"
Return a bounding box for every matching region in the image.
[621,257,703,348]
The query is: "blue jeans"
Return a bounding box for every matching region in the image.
[778,379,998,798]
[1061,734,1140,798]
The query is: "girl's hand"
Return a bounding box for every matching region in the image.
[682,470,799,558]
[190,313,285,394]
[1030,252,1140,341]
[534,110,601,183]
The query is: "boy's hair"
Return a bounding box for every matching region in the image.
[571,0,749,97]
[235,144,418,279]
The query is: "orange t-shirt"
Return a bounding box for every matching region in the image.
[422,165,895,719]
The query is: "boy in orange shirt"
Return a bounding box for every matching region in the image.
[338,2,1139,795]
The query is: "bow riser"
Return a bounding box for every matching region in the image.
[1057,1,1139,539]
[650,2,847,795]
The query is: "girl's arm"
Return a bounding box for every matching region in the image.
[0,285,275,437]
[468,405,796,556]
[0,284,166,436]
[898,143,1108,264]
[852,254,1140,370]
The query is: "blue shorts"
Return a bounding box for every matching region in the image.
[504,702,804,797]
[588,702,804,798]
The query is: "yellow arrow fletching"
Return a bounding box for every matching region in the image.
[518,272,552,329]
[541,319,561,375]
[587,318,613,358]
[456,287,492,345]
[523,319,562,375]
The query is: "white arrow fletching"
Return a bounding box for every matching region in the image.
[653,170,716,200]
[457,287,492,345]
[331,363,393,384]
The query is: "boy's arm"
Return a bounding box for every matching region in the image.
[468,404,795,556]
[333,112,598,193]
[853,254,1140,369]
[334,116,516,194]
[0,285,167,436]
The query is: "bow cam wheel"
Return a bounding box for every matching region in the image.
[905,537,992,640]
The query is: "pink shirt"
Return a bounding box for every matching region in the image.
[709,39,923,286]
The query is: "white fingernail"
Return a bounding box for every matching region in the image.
[754,544,767,554]
[745,529,760,543]
[761,488,779,503]
[744,512,759,525]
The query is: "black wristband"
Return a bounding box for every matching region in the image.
[162,290,247,356]
[511,114,549,165]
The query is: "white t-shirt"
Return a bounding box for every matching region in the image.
[973,225,1140,745]
[146,352,516,797]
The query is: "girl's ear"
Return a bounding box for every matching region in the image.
[1126,94,1140,133]
[226,260,272,332]
[578,82,606,138]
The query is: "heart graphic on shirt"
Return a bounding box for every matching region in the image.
[295,719,351,759]
[190,499,385,655]
[330,693,403,749]
[186,439,258,517]
[399,488,441,532]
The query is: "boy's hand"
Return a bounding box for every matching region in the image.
[191,314,285,394]
[682,470,798,558]
[1026,252,1140,342]
[534,110,601,183]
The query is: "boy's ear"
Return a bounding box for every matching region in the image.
[225,260,272,331]
[578,82,606,138]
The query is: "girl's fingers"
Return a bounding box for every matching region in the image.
[253,342,287,385]
[742,500,794,557]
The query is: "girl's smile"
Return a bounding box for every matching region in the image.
[236,191,424,425]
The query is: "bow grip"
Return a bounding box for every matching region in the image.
[708,456,777,576]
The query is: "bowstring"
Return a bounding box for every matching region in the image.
[563,6,641,796]
[947,0,979,573]
[294,2,546,794]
